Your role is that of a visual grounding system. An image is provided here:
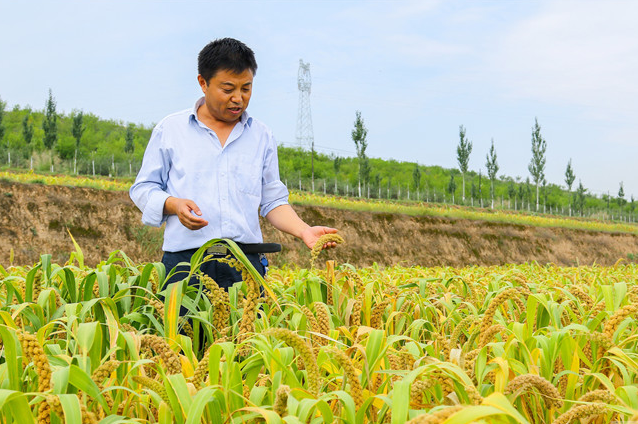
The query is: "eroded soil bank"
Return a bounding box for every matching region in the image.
[1,180,637,268]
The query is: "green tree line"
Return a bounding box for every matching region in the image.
[0,93,150,176]
[277,145,636,218]
[0,93,635,221]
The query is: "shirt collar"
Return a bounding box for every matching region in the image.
[190,97,253,127]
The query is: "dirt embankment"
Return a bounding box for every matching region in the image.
[1,180,637,268]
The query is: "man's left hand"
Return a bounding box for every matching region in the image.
[300,226,339,250]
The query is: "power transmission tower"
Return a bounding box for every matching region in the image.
[296,59,315,190]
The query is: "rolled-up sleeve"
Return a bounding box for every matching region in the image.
[259,134,289,217]
[129,125,172,227]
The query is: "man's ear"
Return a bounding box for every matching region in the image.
[197,74,208,90]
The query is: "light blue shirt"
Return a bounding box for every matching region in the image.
[129,97,289,252]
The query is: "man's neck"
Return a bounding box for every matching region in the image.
[197,104,239,146]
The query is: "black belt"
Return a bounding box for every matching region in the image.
[206,242,282,256]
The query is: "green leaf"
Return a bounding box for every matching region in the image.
[185,387,223,424]
[58,394,83,424]
[0,390,35,423]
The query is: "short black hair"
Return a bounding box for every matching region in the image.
[198,38,258,83]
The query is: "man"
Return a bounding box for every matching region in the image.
[130,38,338,289]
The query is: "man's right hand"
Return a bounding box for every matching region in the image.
[163,197,209,230]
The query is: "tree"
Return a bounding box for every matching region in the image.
[618,182,625,207]
[542,177,548,212]
[525,177,532,210]
[42,89,58,149]
[507,180,516,208]
[528,117,547,212]
[0,96,6,144]
[412,164,421,196]
[564,159,575,216]
[447,172,456,203]
[22,108,34,145]
[351,111,370,197]
[478,170,483,207]
[576,180,586,216]
[333,156,342,174]
[470,181,477,205]
[72,111,85,149]
[456,125,472,203]
[485,138,499,208]
[124,123,135,153]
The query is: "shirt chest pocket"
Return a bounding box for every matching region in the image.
[233,154,262,197]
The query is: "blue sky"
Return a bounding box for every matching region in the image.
[1,0,636,199]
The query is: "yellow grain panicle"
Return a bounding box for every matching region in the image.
[132,375,170,404]
[505,374,563,409]
[236,273,260,356]
[310,234,344,268]
[478,324,507,348]
[313,302,331,339]
[449,315,477,348]
[91,360,120,389]
[43,395,64,422]
[273,385,291,417]
[264,328,320,395]
[370,298,391,329]
[479,288,521,346]
[350,295,363,327]
[578,389,616,404]
[327,347,364,409]
[410,379,437,404]
[603,303,638,340]
[406,405,464,424]
[192,347,210,389]
[553,402,607,424]
[17,329,52,392]
[201,274,231,334]
[141,335,182,375]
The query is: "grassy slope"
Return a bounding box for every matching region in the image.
[2,169,637,236]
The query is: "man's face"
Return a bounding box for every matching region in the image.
[198,68,253,125]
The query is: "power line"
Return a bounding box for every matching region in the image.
[279,141,356,156]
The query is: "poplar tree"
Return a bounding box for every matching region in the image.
[618,182,625,206]
[456,125,472,203]
[447,173,456,203]
[351,111,370,196]
[412,164,421,195]
[528,117,547,212]
[507,180,516,208]
[485,138,499,208]
[478,170,483,207]
[576,180,586,216]
[22,108,33,145]
[124,123,135,153]
[72,111,85,149]
[564,159,575,215]
[0,96,5,145]
[42,89,58,149]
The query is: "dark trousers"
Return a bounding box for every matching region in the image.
[161,249,266,291]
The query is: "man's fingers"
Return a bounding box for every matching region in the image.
[178,207,208,230]
[185,200,203,216]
